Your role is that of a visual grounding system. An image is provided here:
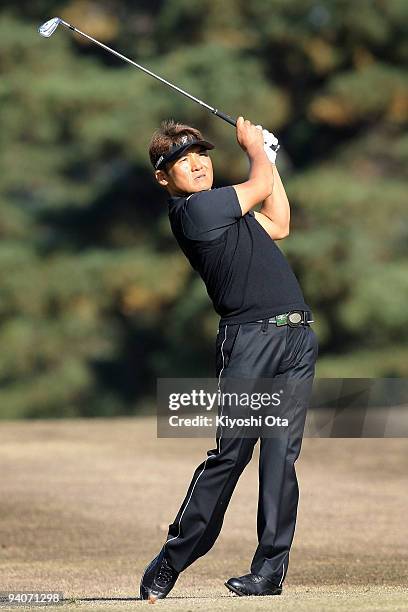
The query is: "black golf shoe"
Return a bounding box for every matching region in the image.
[139,548,179,600]
[225,573,282,597]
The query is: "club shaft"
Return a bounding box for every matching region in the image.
[59,20,237,127]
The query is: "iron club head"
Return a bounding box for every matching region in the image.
[38,17,61,38]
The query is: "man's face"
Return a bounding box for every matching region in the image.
[155,145,214,196]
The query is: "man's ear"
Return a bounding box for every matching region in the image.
[155,169,169,187]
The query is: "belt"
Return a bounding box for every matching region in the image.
[256,310,314,327]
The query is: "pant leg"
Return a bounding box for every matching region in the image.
[250,325,318,583]
[164,435,257,573]
[164,323,257,573]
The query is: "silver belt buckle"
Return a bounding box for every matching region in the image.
[287,311,303,327]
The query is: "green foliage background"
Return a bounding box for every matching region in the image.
[1,0,407,418]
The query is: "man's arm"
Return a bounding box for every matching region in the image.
[254,165,290,240]
[232,117,274,213]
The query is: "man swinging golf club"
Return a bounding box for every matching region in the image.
[37,16,318,600]
[140,117,318,599]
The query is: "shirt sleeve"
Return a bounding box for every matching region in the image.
[181,186,243,241]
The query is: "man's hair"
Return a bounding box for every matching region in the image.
[149,119,203,170]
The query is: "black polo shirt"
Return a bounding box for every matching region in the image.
[168,186,309,325]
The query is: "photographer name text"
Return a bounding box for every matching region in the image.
[167,415,288,428]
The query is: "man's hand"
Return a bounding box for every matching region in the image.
[236,116,265,157]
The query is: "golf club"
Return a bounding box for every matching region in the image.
[38,17,240,127]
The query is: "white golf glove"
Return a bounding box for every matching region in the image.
[256,125,279,164]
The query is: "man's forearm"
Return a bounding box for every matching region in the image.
[260,165,290,231]
[246,149,274,201]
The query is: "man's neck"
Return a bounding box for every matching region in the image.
[168,187,212,197]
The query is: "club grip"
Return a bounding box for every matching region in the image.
[212,109,237,127]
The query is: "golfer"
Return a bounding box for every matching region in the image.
[140,117,318,599]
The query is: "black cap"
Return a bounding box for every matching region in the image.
[154,135,215,170]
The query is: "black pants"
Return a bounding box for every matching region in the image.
[164,320,318,586]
